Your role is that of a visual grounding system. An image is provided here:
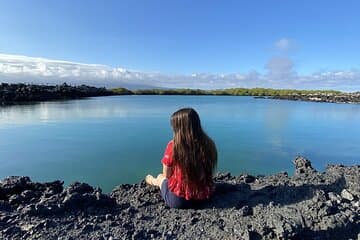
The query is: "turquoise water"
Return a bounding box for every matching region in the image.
[0,96,359,192]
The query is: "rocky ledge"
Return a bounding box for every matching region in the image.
[268,92,360,104]
[0,157,359,240]
[0,83,115,105]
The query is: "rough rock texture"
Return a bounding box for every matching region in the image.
[0,156,359,240]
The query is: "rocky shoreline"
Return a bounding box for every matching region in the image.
[0,83,116,105]
[2,82,360,106]
[268,92,360,104]
[0,157,359,240]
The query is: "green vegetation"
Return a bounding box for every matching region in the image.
[132,88,209,95]
[110,87,343,96]
[111,87,133,95]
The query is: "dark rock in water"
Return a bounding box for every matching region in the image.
[0,156,359,240]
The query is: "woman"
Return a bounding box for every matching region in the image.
[145,108,217,208]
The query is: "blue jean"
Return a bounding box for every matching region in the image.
[160,179,204,209]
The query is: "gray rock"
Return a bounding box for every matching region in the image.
[341,189,354,201]
[238,205,253,216]
[0,176,32,196]
[328,192,342,204]
[66,182,94,195]
[293,156,316,175]
[0,157,359,240]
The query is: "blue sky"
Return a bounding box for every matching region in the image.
[0,0,359,90]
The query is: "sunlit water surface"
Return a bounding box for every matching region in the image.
[1,96,359,192]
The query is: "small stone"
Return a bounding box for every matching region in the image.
[240,174,256,183]
[328,192,341,204]
[81,224,93,233]
[96,191,101,200]
[314,190,327,202]
[238,205,253,216]
[190,217,199,225]
[341,189,354,201]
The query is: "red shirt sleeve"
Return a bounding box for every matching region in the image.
[161,140,173,166]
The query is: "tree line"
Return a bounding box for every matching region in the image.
[111,87,342,96]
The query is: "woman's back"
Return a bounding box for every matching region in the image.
[169,108,217,200]
[145,107,217,208]
[161,139,217,200]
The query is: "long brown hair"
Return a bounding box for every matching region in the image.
[171,108,217,195]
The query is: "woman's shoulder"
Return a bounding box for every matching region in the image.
[164,140,174,152]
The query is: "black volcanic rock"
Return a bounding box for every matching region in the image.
[0,157,359,239]
[66,182,94,195]
[0,176,33,197]
[293,156,316,175]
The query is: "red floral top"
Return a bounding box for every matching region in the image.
[161,140,213,200]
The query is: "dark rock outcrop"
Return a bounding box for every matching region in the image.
[293,156,316,175]
[0,157,359,240]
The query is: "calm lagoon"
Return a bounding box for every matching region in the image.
[1,96,359,192]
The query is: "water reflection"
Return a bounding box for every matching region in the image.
[0,96,359,192]
[0,98,130,126]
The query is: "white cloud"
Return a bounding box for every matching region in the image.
[275,38,292,51]
[0,53,359,91]
[265,56,296,81]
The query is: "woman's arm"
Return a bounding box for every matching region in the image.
[163,164,173,178]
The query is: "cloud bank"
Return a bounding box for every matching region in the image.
[1,40,359,91]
